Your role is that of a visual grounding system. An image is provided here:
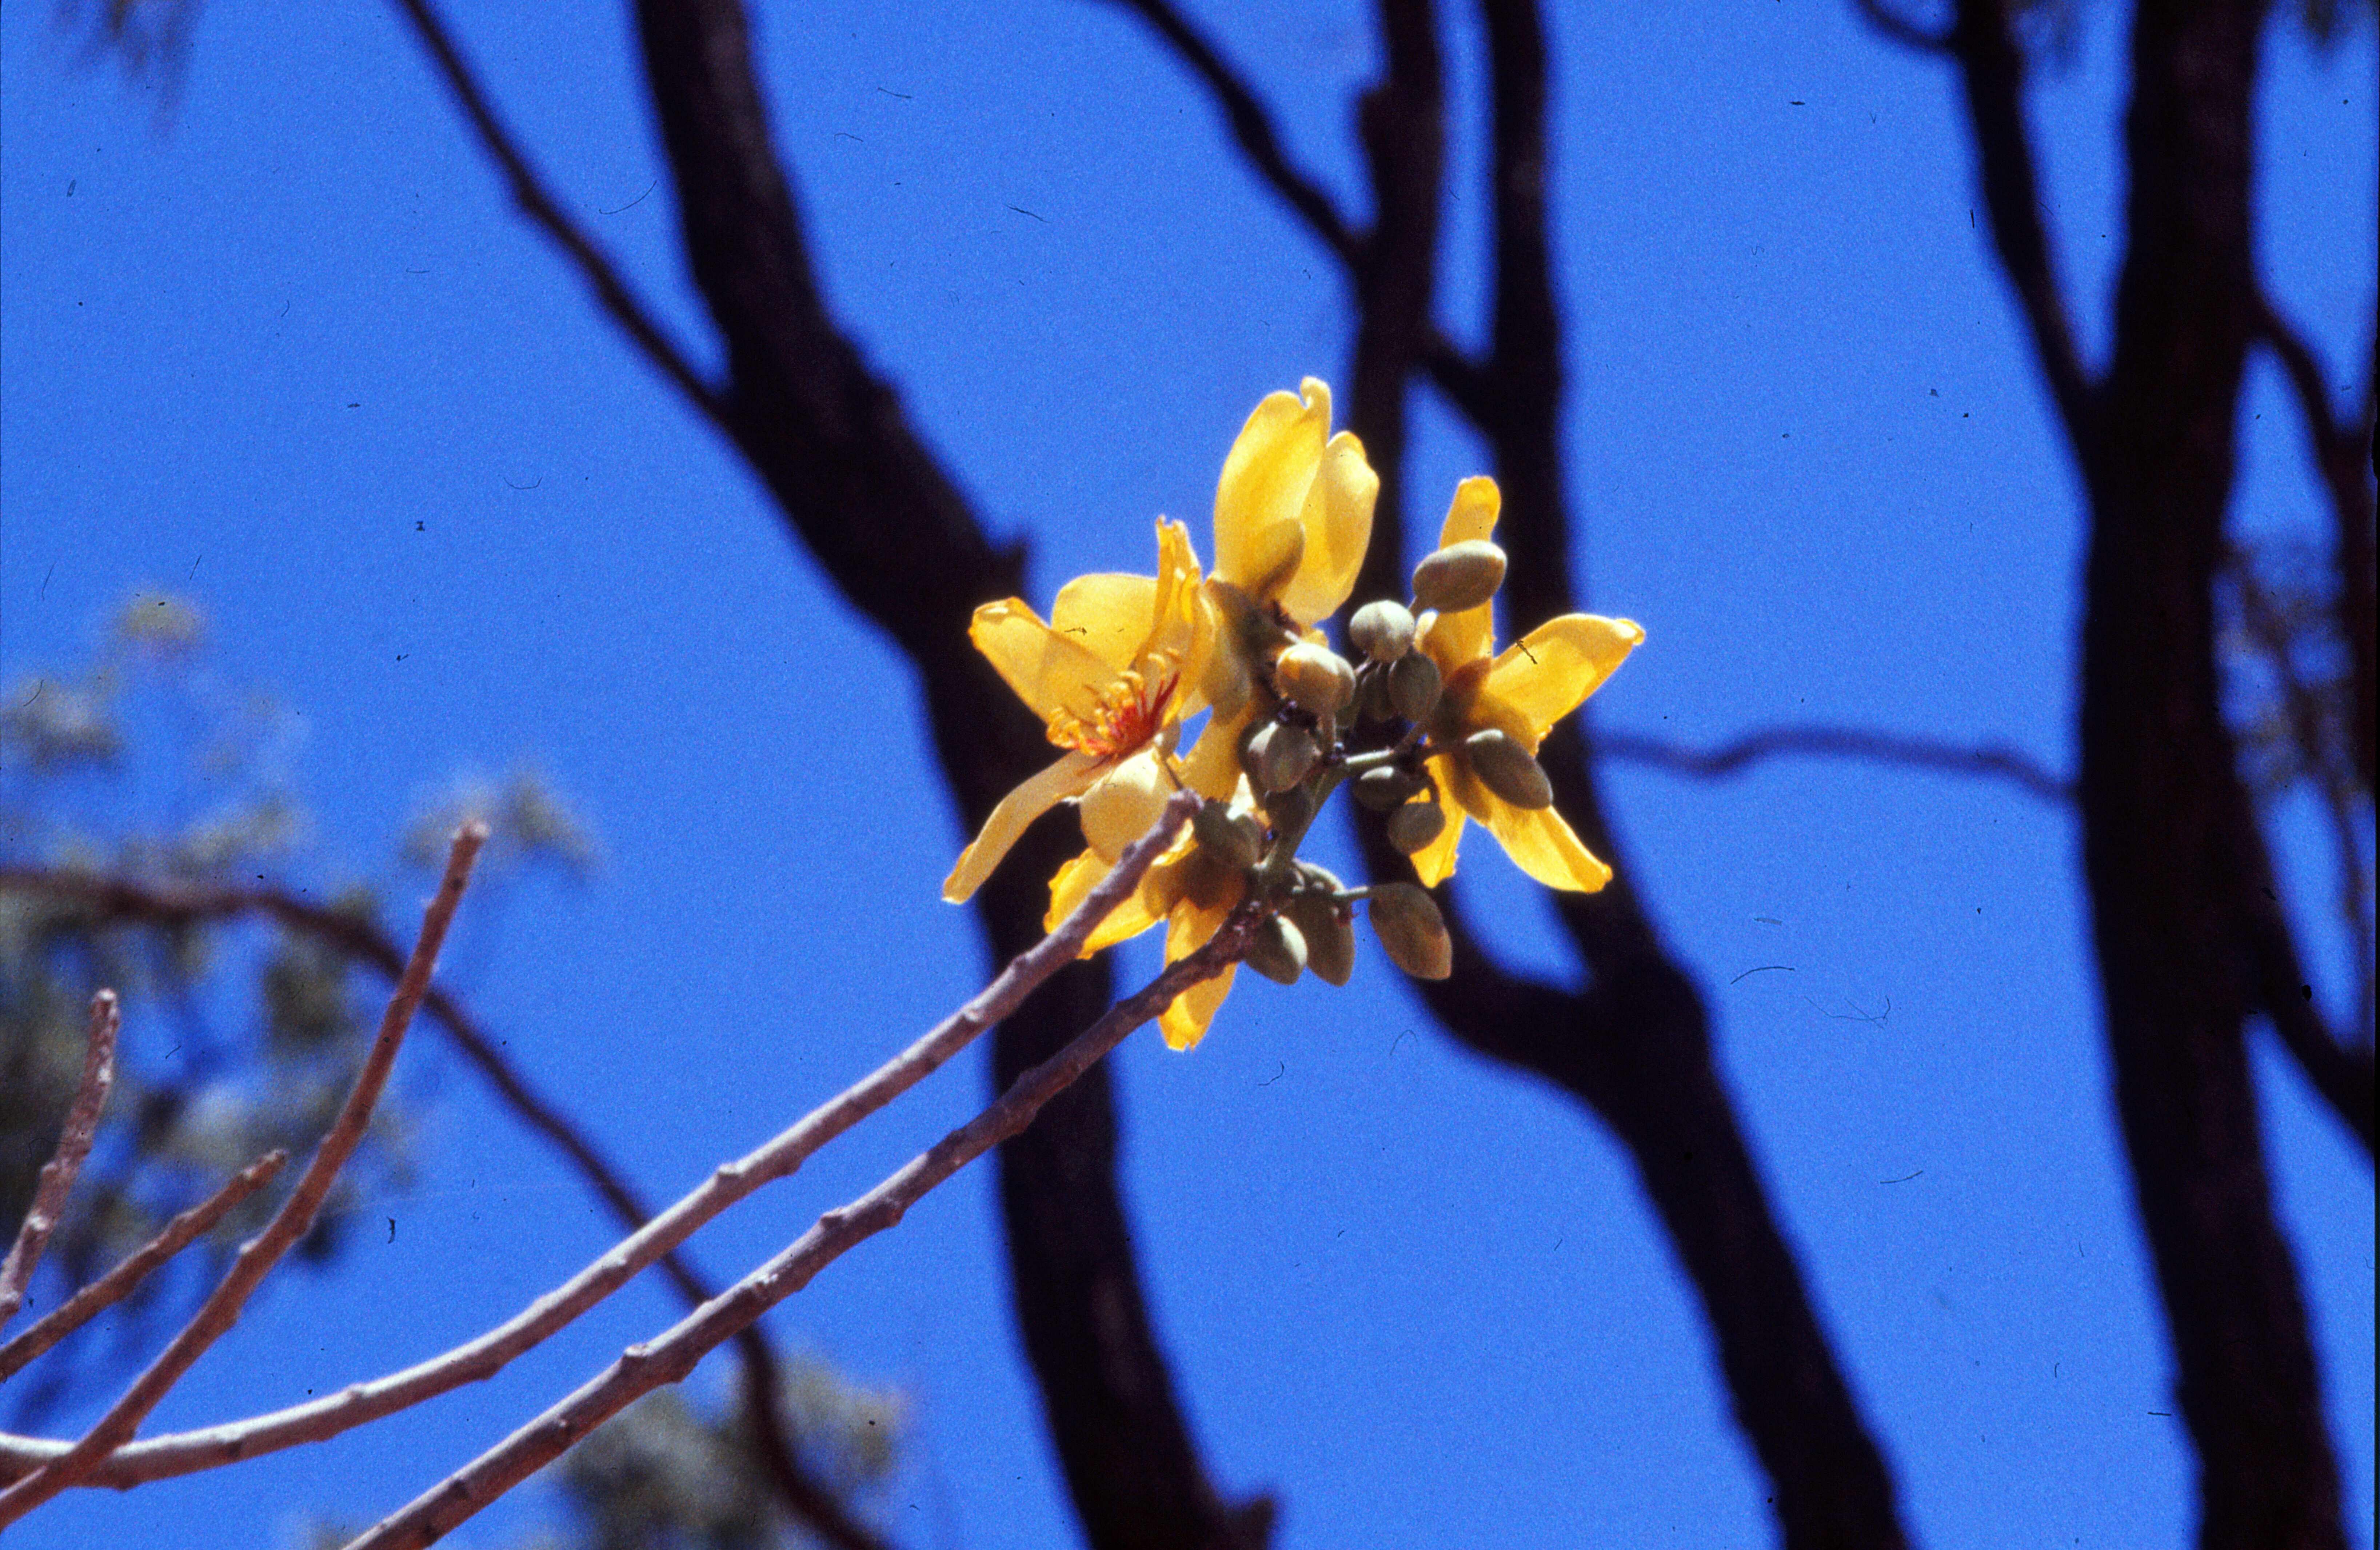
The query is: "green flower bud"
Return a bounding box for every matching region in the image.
[1351,764,1427,811]
[1387,650,1442,723]
[1348,599,1417,663]
[1386,799,1445,854]
[1274,642,1357,719]
[1369,883,1452,980]
[1411,540,1508,614]
[1245,912,1309,986]
[1191,798,1264,871]
[1462,728,1554,809]
[1353,662,1396,724]
[1265,780,1317,842]
[1245,720,1320,793]
[1285,892,1355,987]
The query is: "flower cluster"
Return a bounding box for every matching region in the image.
[945,379,1641,1050]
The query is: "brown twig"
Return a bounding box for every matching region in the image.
[0,795,1194,1492]
[0,1151,289,1383]
[344,904,1257,1550]
[0,825,486,1522]
[0,991,121,1332]
[1598,723,2074,806]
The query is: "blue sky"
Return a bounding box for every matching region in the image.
[3,3,2371,1548]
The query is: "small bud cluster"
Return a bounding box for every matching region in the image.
[1176,534,1543,988]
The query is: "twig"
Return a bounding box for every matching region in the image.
[345,900,1256,1550]
[1598,724,2073,807]
[0,825,486,1522]
[0,794,1195,1491]
[386,0,732,436]
[0,1151,289,1383]
[0,864,890,1548]
[1850,0,1954,52]
[1092,0,1361,266]
[0,992,120,1332]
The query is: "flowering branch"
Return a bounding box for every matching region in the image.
[0,1150,289,1384]
[0,824,486,1522]
[0,990,119,1332]
[347,897,1256,1550]
[0,792,1196,1494]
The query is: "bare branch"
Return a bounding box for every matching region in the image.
[0,795,1194,1493]
[0,991,120,1331]
[1850,0,1954,52]
[0,862,891,1550]
[2251,286,2377,795]
[386,0,733,436]
[1091,0,1362,267]
[0,825,486,1522]
[1599,723,2074,806]
[345,902,1257,1550]
[0,1151,288,1384]
[1949,0,2094,440]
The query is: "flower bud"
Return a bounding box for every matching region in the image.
[1348,599,1417,663]
[1386,799,1445,854]
[1191,798,1263,871]
[1351,764,1427,811]
[1353,663,1396,724]
[1411,540,1507,614]
[1462,728,1554,809]
[1369,883,1452,980]
[1245,720,1320,793]
[1245,912,1309,986]
[1274,642,1357,720]
[1285,892,1356,987]
[1386,650,1442,723]
[1265,780,1317,841]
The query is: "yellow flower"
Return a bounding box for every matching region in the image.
[943,520,1210,904]
[1403,477,1641,892]
[1043,379,1380,1051]
[1180,377,1379,800]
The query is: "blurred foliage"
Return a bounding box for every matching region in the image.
[554,1366,906,1550]
[5,596,902,1547]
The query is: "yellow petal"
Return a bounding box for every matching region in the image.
[1177,703,1258,803]
[944,749,1106,903]
[1275,426,1379,626]
[1158,899,1240,1050]
[1160,964,1238,1051]
[1214,383,1326,593]
[1046,847,1165,952]
[1050,573,1160,671]
[1077,747,1174,862]
[970,600,1120,724]
[1484,614,1642,743]
[1403,752,1468,885]
[1423,478,1502,669]
[1478,792,1613,892]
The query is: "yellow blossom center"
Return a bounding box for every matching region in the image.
[1048,668,1181,762]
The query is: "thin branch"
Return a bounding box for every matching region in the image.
[1949,0,2094,441]
[0,863,889,1550]
[2251,285,2377,796]
[1091,0,1362,267]
[0,795,1194,1491]
[0,1151,288,1384]
[1850,0,1954,52]
[1091,0,1490,431]
[0,991,120,1331]
[0,825,486,1522]
[344,903,1258,1550]
[1599,723,2074,806]
[386,0,732,436]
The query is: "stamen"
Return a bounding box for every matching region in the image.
[1050,669,1180,762]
